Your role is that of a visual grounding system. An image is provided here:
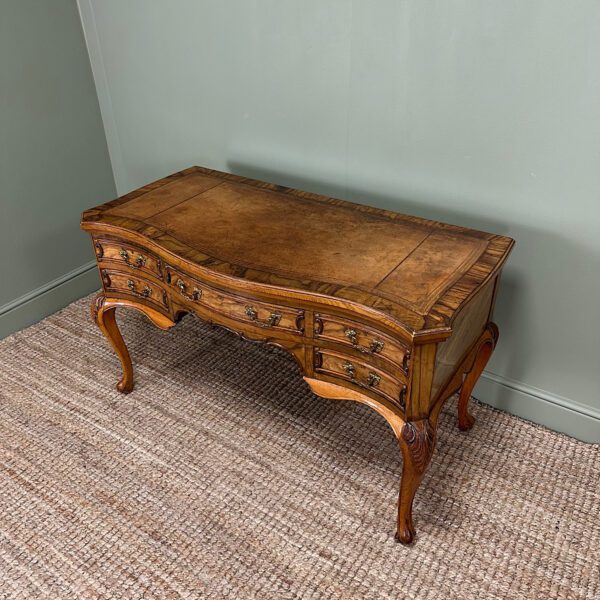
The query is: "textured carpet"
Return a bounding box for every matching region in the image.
[0,295,598,599]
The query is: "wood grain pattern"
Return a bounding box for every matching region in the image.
[82,166,514,339]
[95,238,163,280]
[314,312,409,375]
[431,276,497,403]
[397,419,437,545]
[313,347,407,410]
[82,166,514,544]
[457,323,499,431]
[165,264,305,335]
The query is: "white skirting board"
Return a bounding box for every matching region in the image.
[475,373,599,444]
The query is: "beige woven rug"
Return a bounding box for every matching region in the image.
[0,295,598,599]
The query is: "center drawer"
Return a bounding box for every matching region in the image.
[165,265,305,335]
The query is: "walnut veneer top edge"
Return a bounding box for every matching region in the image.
[82,166,514,340]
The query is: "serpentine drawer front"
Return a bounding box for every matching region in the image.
[314,312,410,375]
[165,265,305,335]
[101,269,167,311]
[82,165,514,545]
[314,348,407,411]
[94,239,163,280]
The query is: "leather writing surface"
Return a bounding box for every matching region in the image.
[376,232,487,313]
[83,166,514,334]
[107,173,222,219]
[147,182,430,289]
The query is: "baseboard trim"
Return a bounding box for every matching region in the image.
[475,371,599,444]
[0,261,100,339]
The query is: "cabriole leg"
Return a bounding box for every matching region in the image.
[457,322,499,431]
[395,418,436,545]
[92,294,134,393]
[91,294,176,394]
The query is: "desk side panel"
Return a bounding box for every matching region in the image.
[430,276,498,404]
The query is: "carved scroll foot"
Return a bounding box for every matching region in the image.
[395,419,436,545]
[92,294,176,394]
[457,322,499,432]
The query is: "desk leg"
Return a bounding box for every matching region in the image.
[91,294,176,394]
[457,322,499,431]
[396,418,436,544]
[92,294,134,393]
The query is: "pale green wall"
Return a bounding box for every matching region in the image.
[0,0,115,335]
[79,0,599,441]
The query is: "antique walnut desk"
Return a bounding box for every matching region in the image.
[81,166,514,544]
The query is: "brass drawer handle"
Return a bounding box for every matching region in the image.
[245,306,282,328]
[127,279,151,298]
[342,363,380,389]
[343,361,356,379]
[119,248,146,268]
[370,339,384,354]
[345,327,385,355]
[367,372,381,387]
[344,328,358,345]
[267,311,282,327]
[245,305,258,320]
[176,278,202,301]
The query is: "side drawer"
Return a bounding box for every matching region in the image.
[165,265,305,335]
[101,269,168,310]
[95,238,162,280]
[314,313,410,374]
[314,348,407,411]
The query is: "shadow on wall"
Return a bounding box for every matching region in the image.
[224,159,571,394]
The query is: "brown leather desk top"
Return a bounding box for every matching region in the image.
[82,166,514,339]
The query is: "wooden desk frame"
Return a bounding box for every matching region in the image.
[83,166,513,544]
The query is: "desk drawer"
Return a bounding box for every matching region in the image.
[314,348,407,410]
[95,239,162,280]
[314,313,410,373]
[165,265,305,335]
[101,269,168,309]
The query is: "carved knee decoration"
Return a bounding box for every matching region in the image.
[396,418,436,544]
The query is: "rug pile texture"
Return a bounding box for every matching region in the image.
[0,295,598,599]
